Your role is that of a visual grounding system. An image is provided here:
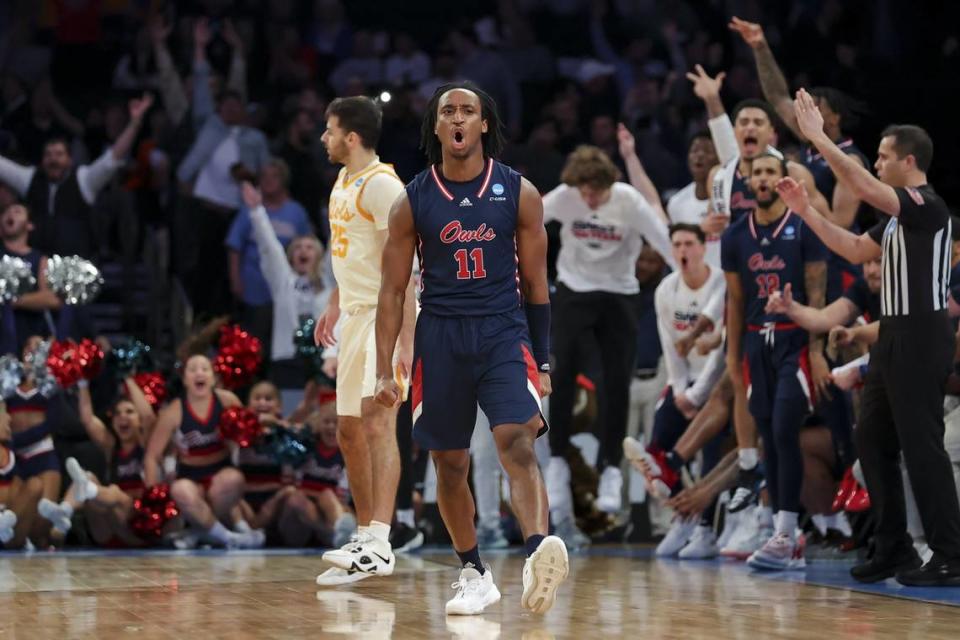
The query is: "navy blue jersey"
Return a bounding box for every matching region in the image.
[112,444,145,493]
[804,138,869,208]
[174,393,226,458]
[408,159,524,317]
[298,443,344,492]
[729,167,757,222]
[721,210,828,325]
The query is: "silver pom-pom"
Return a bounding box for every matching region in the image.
[0,354,23,399]
[26,339,58,398]
[0,255,36,303]
[45,255,104,305]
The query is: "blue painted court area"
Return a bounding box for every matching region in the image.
[585,545,960,608]
[3,543,959,608]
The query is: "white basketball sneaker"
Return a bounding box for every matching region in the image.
[747,532,806,571]
[716,508,741,551]
[316,566,375,587]
[323,531,395,576]
[521,536,569,614]
[655,516,697,557]
[446,566,501,615]
[678,525,719,559]
[595,466,623,514]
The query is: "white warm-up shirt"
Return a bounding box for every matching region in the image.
[667,182,720,268]
[654,266,726,406]
[543,182,674,294]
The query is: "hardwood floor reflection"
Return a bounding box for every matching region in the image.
[1,548,959,639]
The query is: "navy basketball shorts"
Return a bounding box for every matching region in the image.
[411,309,547,451]
[650,387,693,452]
[742,327,813,421]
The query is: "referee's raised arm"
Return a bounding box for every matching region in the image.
[794,88,900,216]
[774,177,880,265]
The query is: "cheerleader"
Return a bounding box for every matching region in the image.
[6,336,62,545]
[234,381,297,536]
[145,354,264,548]
[0,404,43,549]
[281,394,355,547]
[37,377,157,546]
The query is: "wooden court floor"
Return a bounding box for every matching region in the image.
[2,547,959,639]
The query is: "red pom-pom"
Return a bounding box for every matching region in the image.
[217,406,262,448]
[45,339,104,388]
[213,325,262,389]
[131,372,167,410]
[129,483,179,541]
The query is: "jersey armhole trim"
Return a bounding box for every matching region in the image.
[355,168,402,224]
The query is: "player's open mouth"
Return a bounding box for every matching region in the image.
[681,256,689,268]
[743,136,758,152]
[452,129,466,149]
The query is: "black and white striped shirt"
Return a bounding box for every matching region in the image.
[867,185,952,317]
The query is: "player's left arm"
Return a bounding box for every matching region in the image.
[517,177,552,397]
[794,88,900,215]
[374,192,417,407]
[804,258,831,400]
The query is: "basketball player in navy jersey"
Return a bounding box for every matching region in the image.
[375,81,568,616]
[723,153,828,570]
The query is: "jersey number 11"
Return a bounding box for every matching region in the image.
[454,248,487,280]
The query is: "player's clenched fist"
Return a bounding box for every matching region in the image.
[375,377,402,408]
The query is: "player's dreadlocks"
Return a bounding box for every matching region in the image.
[420,81,505,166]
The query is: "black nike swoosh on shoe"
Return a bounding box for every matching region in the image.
[373,552,392,564]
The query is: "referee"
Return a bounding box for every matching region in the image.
[774,89,960,586]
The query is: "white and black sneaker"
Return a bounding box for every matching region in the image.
[389,523,424,554]
[323,531,395,576]
[727,466,764,513]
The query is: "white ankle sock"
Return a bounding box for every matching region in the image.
[775,511,798,538]
[207,521,234,544]
[757,505,774,528]
[234,519,252,533]
[368,520,391,543]
[738,448,759,470]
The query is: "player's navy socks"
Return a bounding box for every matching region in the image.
[456,545,485,574]
[525,534,546,556]
[665,450,685,471]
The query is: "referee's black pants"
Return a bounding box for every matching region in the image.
[548,284,638,469]
[857,312,960,559]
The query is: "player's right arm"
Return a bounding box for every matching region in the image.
[314,285,340,347]
[776,176,881,264]
[374,192,416,407]
[144,399,180,487]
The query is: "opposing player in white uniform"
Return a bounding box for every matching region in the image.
[313,96,415,585]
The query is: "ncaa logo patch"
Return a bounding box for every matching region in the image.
[783,225,795,237]
[355,178,364,187]
[492,183,504,196]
